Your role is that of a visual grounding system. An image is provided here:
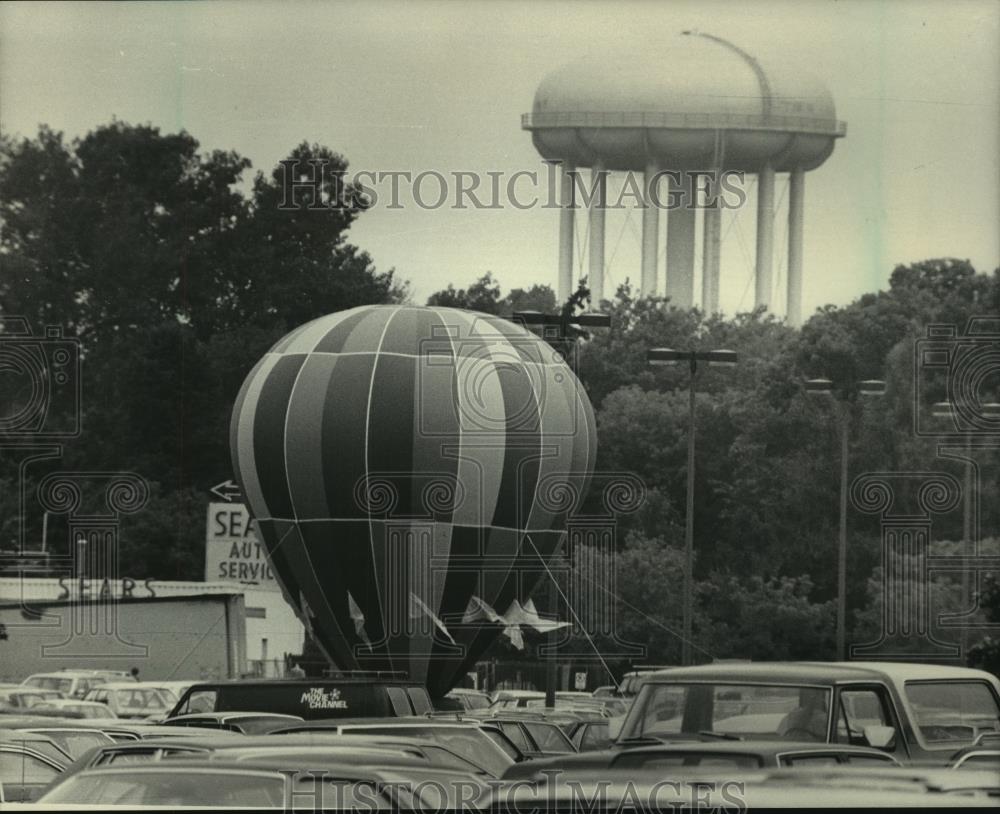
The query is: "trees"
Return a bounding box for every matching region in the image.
[0,122,404,569]
[426,272,557,317]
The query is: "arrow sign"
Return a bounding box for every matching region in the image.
[210,479,242,502]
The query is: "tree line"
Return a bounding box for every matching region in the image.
[2,122,998,669]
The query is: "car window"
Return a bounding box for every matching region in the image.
[481,728,521,760]
[498,722,532,753]
[115,689,165,709]
[181,690,218,715]
[0,751,60,784]
[782,754,840,766]
[419,745,488,775]
[406,687,432,715]
[634,683,824,740]
[580,723,611,751]
[523,722,574,753]
[835,687,902,753]
[904,681,1000,747]
[613,753,761,770]
[846,753,897,764]
[105,750,159,765]
[386,687,411,716]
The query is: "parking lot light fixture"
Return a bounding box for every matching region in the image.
[647,347,739,665]
[805,377,886,659]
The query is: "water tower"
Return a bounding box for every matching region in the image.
[522,31,845,326]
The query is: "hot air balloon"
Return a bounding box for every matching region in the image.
[230,305,596,697]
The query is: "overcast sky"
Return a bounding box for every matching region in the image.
[2,0,997,317]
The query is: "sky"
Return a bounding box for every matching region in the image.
[1,0,997,318]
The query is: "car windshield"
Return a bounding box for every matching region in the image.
[24,677,74,694]
[904,681,1000,746]
[114,689,166,709]
[40,770,287,806]
[624,683,831,741]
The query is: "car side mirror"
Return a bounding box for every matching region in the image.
[863,724,896,749]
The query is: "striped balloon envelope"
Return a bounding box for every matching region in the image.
[230,304,596,696]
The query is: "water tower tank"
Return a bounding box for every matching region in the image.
[522,31,845,325]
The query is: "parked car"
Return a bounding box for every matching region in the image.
[82,682,173,718]
[160,711,304,734]
[20,670,117,699]
[36,762,290,807]
[0,729,74,764]
[948,732,1000,769]
[488,767,995,810]
[271,718,514,778]
[13,726,114,760]
[591,685,618,698]
[616,661,1000,765]
[168,677,433,720]
[0,688,64,709]
[64,730,502,779]
[34,699,119,719]
[38,758,488,809]
[0,741,66,802]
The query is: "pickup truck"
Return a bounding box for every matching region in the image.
[614,660,1000,766]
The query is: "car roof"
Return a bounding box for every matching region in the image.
[170,711,302,720]
[25,671,107,678]
[641,661,998,685]
[276,716,475,728]
[65,761,287,779]
[611,740,891,757]
[89,682,158,691]
[180,677,423,689]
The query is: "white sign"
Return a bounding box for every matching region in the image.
[574,671,587,691]
[204,502,278,589]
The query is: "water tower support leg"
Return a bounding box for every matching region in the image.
[786,167,804,327]
[665,172,696,309]
[702,196,721,314]
[588,162,607,303]
[558,162,576,303]
[755,163,775,312]
[641,162,660,297]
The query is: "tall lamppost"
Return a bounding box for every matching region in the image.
[805,377,886,660]
[931,400,1000,656]
[513,309,611,707]
[647,347,738,666]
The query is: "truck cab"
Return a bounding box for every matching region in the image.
[616,661,1000,766]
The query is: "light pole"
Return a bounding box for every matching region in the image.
[513,309,611,707]
[931,400,1000,656]
[805,377,886,660]
[647,347,738,666]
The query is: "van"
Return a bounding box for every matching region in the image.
[167,678,433,720]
